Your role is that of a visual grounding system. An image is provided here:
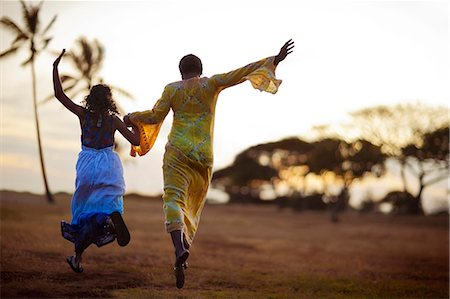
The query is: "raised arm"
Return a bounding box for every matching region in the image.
[53,49,84,117]
[274,39,294,66]
[210,57,275,90]
[211,39,295,90]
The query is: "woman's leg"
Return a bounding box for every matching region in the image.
[68,216,93,272]
[170,230,188,258]
[170,229,190,289]
[163,186,190,289]
[73,232,89,267]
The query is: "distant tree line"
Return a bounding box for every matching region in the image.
[212,104,449,216]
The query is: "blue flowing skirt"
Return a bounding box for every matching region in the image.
[71,145,125,225]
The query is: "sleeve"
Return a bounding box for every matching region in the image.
[128,85,172,157]
[210,56,282,93]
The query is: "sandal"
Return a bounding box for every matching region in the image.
[110,212,130,247]
[174,250,189,289]
[66,256,83,273]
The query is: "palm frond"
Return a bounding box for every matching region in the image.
[19,0,34,34]
[28,9,39,35]
[39,80,79,105]
[62,81,80,93]
[60,80,80,95]
[41,15,57,35]
[39,37,52,51]
[82,37,104,77]
[64,37,106,97]
[60,75,77,83]
[91,39,104,74]
[0,17,28,38]
[70,40,100,83]
[79,37,95,76]
[21,54,34,66]
[68,86,90,102]
[12,33,28,46]
[75,49,89,75]
[26,1,42,34]
[0,46,21,59]
[19,1,31,30]
[68,81,90,99]
[66,50,86,76]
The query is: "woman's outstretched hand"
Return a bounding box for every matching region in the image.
[53,49,66,67]
[274,39,294,66]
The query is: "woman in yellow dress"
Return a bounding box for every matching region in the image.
[125,40,294,288]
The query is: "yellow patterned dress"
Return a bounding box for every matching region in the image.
[129,56,281,246]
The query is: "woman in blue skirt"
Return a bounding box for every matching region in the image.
[53,49,140,273]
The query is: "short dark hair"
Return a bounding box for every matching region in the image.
[179,54,202,77]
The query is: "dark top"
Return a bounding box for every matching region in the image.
[80,111,115,149]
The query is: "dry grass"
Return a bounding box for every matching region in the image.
[1,191,448,298]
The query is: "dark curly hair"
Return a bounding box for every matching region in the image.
[82,84,119,115]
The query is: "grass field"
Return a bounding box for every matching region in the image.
[1,191,448,298]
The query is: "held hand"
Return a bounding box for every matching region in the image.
[124,114,132,127]
[53,49,66,67]
[274,39,294,66]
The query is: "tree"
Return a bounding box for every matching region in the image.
[215,137,316,202]
[402,126,449,209]
[1,1,57,203]
[212,136,386,211]
[212,152,278,203]
[304,138,386,221]
[344,103,448,192]
[41,37,133,113]
[381,191,420,215]
[347,103,447,155]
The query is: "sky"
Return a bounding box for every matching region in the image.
[0,0,449,208]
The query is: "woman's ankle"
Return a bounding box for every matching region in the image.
[74,253,82,265]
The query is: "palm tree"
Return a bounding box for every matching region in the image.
[42,36,133,112]
[1,1,56,203]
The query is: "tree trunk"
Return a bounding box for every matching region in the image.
[31,55,54,203]
[415,171,425,214]
[399,157,407,192]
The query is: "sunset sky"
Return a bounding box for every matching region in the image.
[0,1,448,209]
